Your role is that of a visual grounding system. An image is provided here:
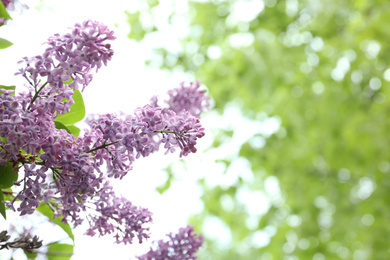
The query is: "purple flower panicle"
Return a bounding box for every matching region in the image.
[86,105,205,179]
[1,20,206,247]
[137,225,204,260]
[85,182,152,244]
[18,19,115,92]
[151,81,209,118]
[15,20,115,116]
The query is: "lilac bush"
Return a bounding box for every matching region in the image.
[0,20,206,257]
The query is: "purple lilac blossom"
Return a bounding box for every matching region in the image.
[0,21,136,243]
[1,20,206,246]
[15,20,115,116]
[137,225,204,260]
[85,182,152,244]
[5,164,48,215]
[0,85,204,240]
[86,105,205,179]
[0,86,153,244]
[150,81,209,118]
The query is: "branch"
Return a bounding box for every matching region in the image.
[87,141,118,153]
[0,231,42,252]
[28,82,48,109]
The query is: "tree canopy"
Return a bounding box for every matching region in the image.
[127,0,390,259]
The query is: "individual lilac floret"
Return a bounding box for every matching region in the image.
[151,81,209,118]
[137,225,204,260]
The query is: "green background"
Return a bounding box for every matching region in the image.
[127,0,390,259]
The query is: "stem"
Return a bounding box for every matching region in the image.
[19,157,45,166]
[86,130,188,154]
[87,141,118,153]
[154,130,189,137]
[28,82,48,109]
[22,74,34,88]
[21,176,27,194]
[52,168,64,181]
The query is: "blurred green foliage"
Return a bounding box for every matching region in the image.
[127,0,390,259]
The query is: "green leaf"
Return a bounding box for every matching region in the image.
[0,163,18,189]
[55,90,85,125]
[0,1,11,20]
[0,38,12,49]
[0,190,6,219]
[54,121,71,133]
[156,179,172,194]
[54,121,81,138]
[156,166,174,194]
[66,125,81,138]
[24,251,38,259]
[47,242,73,260]
[63,76,73,85]
[0,85,15,94]
[36,203,74,242]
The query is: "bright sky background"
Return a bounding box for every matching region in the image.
[0,0,280,259]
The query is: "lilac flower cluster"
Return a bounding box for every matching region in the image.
[138,225,204,260]
[87,105,205,165]
[0,21,153,244]
[11,164,47,215]
[0,106,153,243]
[0,20,206,254]
[151,81,210,118]
[85,182,152,244]
[16,20,115,115]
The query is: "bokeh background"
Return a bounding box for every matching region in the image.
[125,0,390,259]
[2,0,390,259]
